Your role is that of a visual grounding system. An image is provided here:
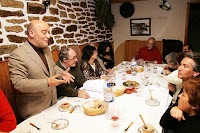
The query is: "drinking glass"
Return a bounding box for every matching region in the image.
[153,65,158,73]
[74,97,81,112]
[121,71,126,80]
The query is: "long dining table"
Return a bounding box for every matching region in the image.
[11,62,172,133]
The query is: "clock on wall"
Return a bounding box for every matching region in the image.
[120,2,134,18]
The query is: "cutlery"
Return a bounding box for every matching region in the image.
[124,121,133,132]
[145,82,149,86]
[139,114,147,129]
[70,105,77,113]
[30,123,41,130]
[150,90,153,100]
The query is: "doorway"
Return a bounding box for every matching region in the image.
[184,1,200,52]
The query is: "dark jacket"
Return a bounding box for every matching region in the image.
[160,107,200,133]
[56,61,87,98]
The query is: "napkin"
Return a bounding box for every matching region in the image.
[83,79,106,93]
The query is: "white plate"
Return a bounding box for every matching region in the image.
[138,126,158,133]
[58,104,73,112]
[145,99,160,106]
[51,118,69,130]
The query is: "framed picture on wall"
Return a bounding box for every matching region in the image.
[130,18,151,36]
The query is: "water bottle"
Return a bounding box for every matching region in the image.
[131,56,137,76]
[131,56,136,62]
[104,84,114,119]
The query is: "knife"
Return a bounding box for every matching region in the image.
[70,105,77,113]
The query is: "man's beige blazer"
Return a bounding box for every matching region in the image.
[9,41,64,119]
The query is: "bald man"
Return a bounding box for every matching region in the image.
[136,37,162,64]
[9,20,74,119]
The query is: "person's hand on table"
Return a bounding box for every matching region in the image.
[62,68,75,83]
[168,83,176,93]
[101,75,109,80]
[170,106,185,121]
[78,90,90,98]
[48,74,66,87]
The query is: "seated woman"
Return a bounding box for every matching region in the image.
[164,52,178,75]
[0,89,16,132]
[97,41,114,69]
[160,77,200,133]
[81,45,107,80]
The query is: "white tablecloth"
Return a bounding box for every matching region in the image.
[11,63,171,133]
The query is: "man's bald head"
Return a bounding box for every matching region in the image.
[27,20,50,48]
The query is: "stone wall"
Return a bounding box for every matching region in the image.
[0,0,112,61]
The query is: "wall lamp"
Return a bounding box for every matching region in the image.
[159,0,172,11]
[42,0,50,11]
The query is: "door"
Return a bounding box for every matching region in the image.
[184,1,200,52]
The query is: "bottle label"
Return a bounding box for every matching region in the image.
[104,92,114,103]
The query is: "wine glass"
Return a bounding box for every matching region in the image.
[121,71,126,80]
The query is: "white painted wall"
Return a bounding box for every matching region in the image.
[111,0,190,51]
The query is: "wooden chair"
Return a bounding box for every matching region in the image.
[51,50,60,63]
[0,60,20,123]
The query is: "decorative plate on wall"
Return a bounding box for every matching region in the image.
[120,2,134,18]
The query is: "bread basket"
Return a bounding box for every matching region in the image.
[112,85,126,97]
[83,100,108,116]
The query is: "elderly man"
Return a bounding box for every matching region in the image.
[8,20,74,120]
[56,47,90,98]
[182,44,193,52]
[168,52,200,119]
[136,37,162,64]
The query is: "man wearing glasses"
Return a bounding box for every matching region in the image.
[56,47,90,98]
[136,37,162,64]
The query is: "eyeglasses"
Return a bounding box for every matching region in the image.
[67,56,77,61]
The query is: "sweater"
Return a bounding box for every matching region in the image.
[136,47,162,64]
[160,107,200,133]
[0,89,16,132]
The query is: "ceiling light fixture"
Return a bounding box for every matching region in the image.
[159,0,172,11]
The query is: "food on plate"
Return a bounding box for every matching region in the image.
[53,123,60,128]
[136,66,144,72]
[125,89,132,94]
[123,80,139,87]
[132,87,137,93]
[126,69,131,74]
[83,100,108,116]
[61,103,70,110]
[51,119,69,130]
